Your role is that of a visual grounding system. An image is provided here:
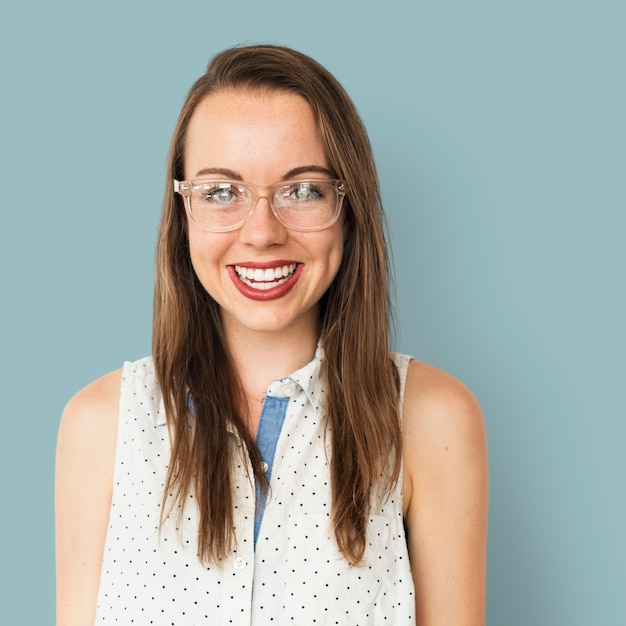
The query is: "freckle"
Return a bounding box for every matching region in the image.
[445,446,449,451]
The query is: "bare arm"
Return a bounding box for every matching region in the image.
[402,360,489,625]
[55,369,121,626]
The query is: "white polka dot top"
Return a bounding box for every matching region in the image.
[95,351,416,624]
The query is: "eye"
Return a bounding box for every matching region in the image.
[195,182,245,205]
[285,181,325,202]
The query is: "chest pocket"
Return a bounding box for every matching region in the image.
[283,512,399,625]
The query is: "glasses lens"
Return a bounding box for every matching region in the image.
[189,181,251,231]
[274,181,340,230]
[186,179,342,232]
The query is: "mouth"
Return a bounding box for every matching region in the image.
[234,262,297,291]
[228,262,302,301]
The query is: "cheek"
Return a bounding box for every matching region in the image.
[331,239,344,272]
[187,230,205,274]
[316,231,345,283]
[187,229,227,286]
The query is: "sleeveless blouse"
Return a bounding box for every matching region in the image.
[95,352,416,624]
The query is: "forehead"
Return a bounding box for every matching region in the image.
[187,88,321,139]
[184,89,329,179]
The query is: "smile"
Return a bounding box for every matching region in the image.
[234,263,297,291]
[229,262,302,301]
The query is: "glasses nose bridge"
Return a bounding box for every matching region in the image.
[248,183,280,219]
[243,183,285,228]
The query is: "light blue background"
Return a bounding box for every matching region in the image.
[1,1,624,623]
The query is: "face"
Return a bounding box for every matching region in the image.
[184,89,346,339]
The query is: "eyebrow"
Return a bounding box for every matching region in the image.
[284,165,334,179]
[194,167,242,179]
[193,165,334,180]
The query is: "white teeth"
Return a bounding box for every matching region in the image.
[234,263,297,289]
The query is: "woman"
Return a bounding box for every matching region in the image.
[56,44,488,625]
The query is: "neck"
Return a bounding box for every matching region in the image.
[222,314,320,397]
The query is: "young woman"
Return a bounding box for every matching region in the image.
[56,44,488,625]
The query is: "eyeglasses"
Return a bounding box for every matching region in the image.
[174,178,345,232]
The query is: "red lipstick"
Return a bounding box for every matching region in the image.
[228,262,303,301]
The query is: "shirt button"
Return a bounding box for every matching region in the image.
[281,381,298,397]
[233,556,247,570]
[260,461,269,473]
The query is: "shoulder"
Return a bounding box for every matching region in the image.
[57,368,123,470]
[61,368,123,433]
[59,356,155,436]
[403,359,484,432]
[55,370,123,624]
[401,360,488,622]
[401,359,487,511]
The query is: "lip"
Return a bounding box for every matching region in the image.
[227,262,303,301]
[232,260,296,270]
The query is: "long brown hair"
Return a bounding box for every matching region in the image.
[153,44,401,565]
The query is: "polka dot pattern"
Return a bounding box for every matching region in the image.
[95,352,415,624]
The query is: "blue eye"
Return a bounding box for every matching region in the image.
[196,183,244,206]
[287,182,324,202]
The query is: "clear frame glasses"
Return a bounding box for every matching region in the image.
[174,178,346,232]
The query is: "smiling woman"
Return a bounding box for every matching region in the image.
[183,90,346,331]
[55,44,488,626]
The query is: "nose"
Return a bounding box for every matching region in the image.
[238,195,288,247]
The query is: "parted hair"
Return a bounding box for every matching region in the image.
[153,44,401,565]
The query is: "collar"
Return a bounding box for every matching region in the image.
[153,346,324,428]
[266,347,323,414]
